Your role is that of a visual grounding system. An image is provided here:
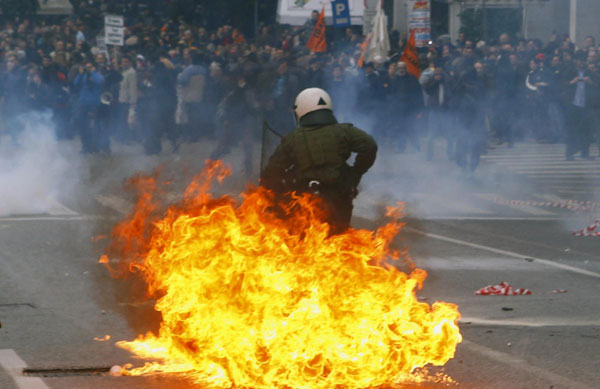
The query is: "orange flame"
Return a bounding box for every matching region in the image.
[100,160,461,387]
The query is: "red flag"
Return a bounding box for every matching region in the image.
[358,38,367,68]
[401,30,420,78]
[358,35,371,68]
[306,6,327,53]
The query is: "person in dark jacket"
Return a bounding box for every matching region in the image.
[141,53,178,154]
[261,88,377,234]
[525,53,553,141]
[1,54,26,135]
[454,60,491,176]
[423,66,455,161]
[564,53,597,160]
[260,58,301,134]
[393,61,425,152]
[25,71,52,110]
[493,44,519,146]
[211,71,260,175]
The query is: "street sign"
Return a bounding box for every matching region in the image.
[104,14,124,46]
[331,0,350,27]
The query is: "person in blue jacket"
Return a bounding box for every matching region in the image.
[73,60,106,154]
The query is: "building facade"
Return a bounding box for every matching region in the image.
[390,0,600,47]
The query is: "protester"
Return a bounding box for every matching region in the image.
[1,7,600,169]
[73,60,106,154]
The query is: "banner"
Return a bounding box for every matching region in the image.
[363,0,379,35]
[364,1,389,64]
[277,0,365,26]
[306,6,327,53]
[331,0,351,27]
[401,30,420,78]
[407,0,430,48]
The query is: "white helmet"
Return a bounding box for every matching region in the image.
[293,88,333,120]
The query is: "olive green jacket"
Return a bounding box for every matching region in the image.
[261,112,377,193]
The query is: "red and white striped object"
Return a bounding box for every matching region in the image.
[475,281,532,296]
[492,198,600,212]
[573,220,600,237]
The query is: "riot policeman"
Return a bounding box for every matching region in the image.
[261,88,377,233]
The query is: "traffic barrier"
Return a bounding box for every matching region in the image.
[491,198,600,212]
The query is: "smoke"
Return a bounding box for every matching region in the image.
[0,111,83,216]
[352,109,536,221]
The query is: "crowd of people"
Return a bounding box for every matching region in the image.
[1,7,600,177]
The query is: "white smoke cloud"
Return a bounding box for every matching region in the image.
[0,111,83,216]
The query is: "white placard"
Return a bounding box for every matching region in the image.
[104,14,124,46]
[105,26,124,46]
[105,15,124,27]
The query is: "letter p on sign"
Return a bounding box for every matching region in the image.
[335,3,346,15]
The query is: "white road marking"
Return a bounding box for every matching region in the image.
[95,194,131,215]
[460,317,600,327]
[43,197,78,216]
[514,171,600,175]
[556,188,599,194]
[0,349,48,389]
[418,216,562,221]
[534,194,569,202]
[523,175,600,179]
[405,226,600,279]
[0,216,101,222]
[411,193,492,215]
[461,340,591,389]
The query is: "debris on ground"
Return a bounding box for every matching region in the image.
[475,281,532,295]
[573,220,600,236]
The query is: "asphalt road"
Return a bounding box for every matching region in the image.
[1,139,599,388]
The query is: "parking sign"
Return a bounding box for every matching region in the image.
[331,0,350,27]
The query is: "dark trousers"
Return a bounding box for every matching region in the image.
[115,102,134,143]
[426,108,455,161]
[317,188,354,235]
[493,98,515,146]
[566,105,592,159]
[268,187,354,236]
[75,104,109,154]
[455,109,486,172]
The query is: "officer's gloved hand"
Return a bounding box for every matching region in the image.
[348,168,362,199]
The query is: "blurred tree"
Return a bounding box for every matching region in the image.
[0,0,39,19]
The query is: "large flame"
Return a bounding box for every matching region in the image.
[100,161,461,388]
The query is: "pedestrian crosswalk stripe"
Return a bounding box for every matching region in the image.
[474,193,555,216]
[95,194,131,215]
[487,160,596,164]
[411,193,493,215]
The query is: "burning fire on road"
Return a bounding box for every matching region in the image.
[99,160,462,388]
